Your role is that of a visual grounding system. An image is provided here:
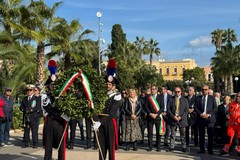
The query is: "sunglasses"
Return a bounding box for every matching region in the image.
[27,89,33,91]
[202,89,208,91]
[34,89,38,92]
[6,90,12,92]
[151,88,156,90]
[175,91,181,93]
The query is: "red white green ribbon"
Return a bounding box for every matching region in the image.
[58,72,80,97]
[58,70,94,109]
[148,96,165,135]
[78,70,94,109]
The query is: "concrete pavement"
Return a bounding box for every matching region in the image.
[0,124,238,160]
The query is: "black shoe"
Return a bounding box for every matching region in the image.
[93,146,97,150]
[182,148,187,152]
[32,146,38,149]
[156,148,161,152]
[166,148,174,152]
[220,151,228,156]
[23,143,30,148]
[208,151,214,155]
[84,146,91,150]
[164,143,169,147]
[147,148,152,152]
[81,137,85,141]
[125,147,130,151]
[140,140,144,144]
[198,150,205,154]
[133,148,138,151]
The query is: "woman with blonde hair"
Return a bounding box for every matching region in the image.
[124,89,142,151]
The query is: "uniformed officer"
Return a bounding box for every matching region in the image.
[97,75,122,160]
[20,84,41,148]
[42,79,68,160]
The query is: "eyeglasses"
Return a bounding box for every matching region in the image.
[151,88,156,90]
[175,91,181,93]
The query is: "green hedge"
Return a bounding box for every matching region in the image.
[12,106,23,129]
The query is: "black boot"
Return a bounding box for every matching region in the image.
[133,141,138,151]
[125,143,130,151]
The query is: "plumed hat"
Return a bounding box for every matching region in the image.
[48,60,57,82]
[45,60,58,86]
[105,58,119,85]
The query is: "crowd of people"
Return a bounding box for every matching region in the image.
[0,81,240,159]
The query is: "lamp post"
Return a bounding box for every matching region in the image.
[185,80,191,90]
[234,77,239,93]
[96,11,102,76]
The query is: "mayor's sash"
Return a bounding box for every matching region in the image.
[148,95,165,135]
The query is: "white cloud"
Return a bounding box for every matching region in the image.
[187,36,212,48]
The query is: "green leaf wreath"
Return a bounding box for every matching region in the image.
[52,66,107,118]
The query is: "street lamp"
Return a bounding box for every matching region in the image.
[185,80,191,90]
[234,77,239,93]
[96,11,103,76]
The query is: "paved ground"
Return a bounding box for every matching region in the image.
[0,124,239,160]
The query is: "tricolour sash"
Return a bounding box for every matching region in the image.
[148,96,165,135]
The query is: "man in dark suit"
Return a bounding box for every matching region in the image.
[160,85,172,146]
[167,87,189,152]
[195,85,217,154]
[20,84,41,148]
[145,85,163,152]
[185,86,198,146]
[216,95,231,144]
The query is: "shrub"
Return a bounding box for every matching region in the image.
[12,106,23,129]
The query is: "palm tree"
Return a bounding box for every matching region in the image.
[211,43,240,94]
[0,31,36,95]
[225,28,238,44]
[22,1,62,85]
[211,29,226,51]
[143,38,160,66]
[46,19,94,70]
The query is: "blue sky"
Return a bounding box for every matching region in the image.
[46,0,240,67]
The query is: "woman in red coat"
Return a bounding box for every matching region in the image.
[0,99,5,119]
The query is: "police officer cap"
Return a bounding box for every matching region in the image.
[26,84,35,89]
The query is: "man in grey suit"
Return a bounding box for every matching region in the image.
[166,86,189,152]
[195,85,217,154]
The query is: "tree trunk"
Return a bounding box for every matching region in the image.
[37,42,45,85]
[64,53,71,70]
[150,53,153,66]
[224,76,228,94]
[228,74,233,94]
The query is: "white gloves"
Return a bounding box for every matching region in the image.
[61,114,70,122]
[93,121,101,131]
[114,94,122,101]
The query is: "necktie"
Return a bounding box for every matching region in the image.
[175,98,179,116]
[164,94,167,111]
[202,96,206,113]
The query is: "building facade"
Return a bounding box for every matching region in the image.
[148,59,198,81]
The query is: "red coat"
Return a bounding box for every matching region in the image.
[227,101,240,125]
[0,98,5,117]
